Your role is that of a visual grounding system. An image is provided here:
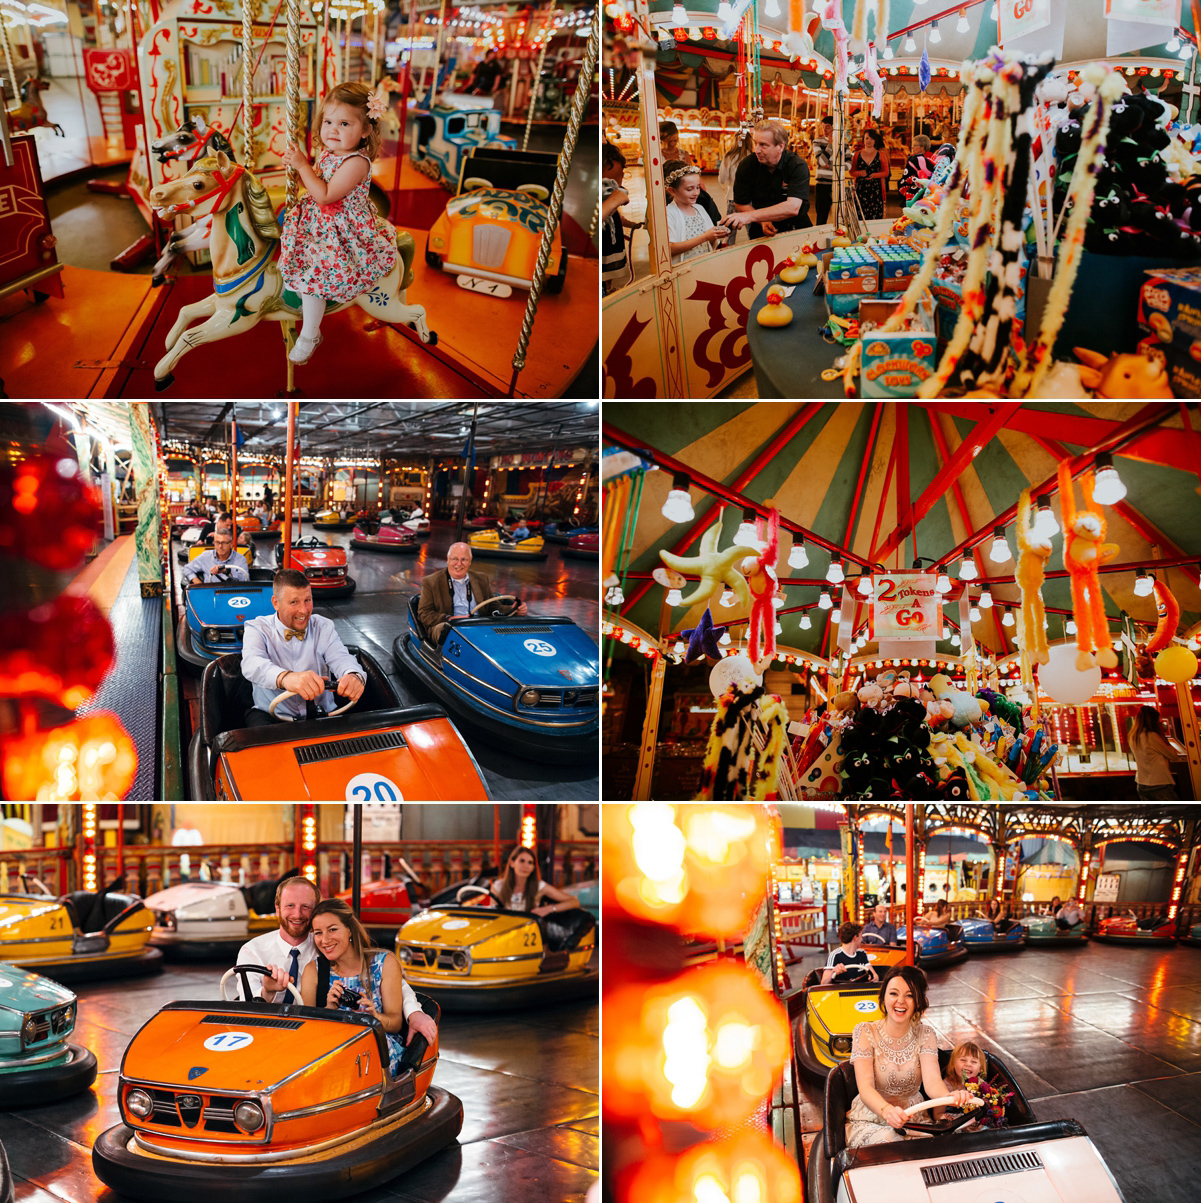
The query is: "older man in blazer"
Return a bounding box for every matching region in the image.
[418,542,528,642]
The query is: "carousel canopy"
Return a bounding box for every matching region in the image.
[604,401,1201,661]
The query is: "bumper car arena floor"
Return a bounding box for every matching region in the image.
[5,960,598,1203]
[777,937,1201,1203]
[176,520,599,800]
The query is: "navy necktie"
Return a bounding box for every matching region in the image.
[288,948,300,984]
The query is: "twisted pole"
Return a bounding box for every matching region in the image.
[508,8,598,395]
[241,0,254,163]
[283,0,302,390]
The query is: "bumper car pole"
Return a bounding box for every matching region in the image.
[282,402,297,570]
[905,802,915,966]
[507,10,599,397]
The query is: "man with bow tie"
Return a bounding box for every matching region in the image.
[241,568,365,725]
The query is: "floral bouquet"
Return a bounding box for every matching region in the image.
[963,1073,1014,1128]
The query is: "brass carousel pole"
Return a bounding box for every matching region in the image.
[242,0,255,164]
[507,8,599,396]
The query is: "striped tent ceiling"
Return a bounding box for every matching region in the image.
[604,401,1201,661]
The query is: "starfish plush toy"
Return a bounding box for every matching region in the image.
[660,519,752,610]
[681,609,726,662]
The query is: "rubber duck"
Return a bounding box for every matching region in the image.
[756,284,793,327]
[779,245,820,284]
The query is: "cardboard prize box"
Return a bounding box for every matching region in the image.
[871,243,923,294]
[1137,266,1201,353]
[859,291,937,398]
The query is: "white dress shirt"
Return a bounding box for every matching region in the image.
[450,575,471,616]
[241,613,365,719]
[233,926,420,1017]
[182,549,250,584]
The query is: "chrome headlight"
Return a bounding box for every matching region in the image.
[234,1101,265,1133]
[452,951,470,971]
[21,1016,37,1047]
[831,1035,853,1055]
[397,945,414,964]
[519,688,540,707]
[126,1088,153,1119]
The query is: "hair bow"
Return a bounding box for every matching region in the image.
[366,93,386,121]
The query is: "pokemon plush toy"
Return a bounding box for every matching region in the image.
[1058,462,1119,670]
[1015,487,1052,666]
[1145,576,1181,653]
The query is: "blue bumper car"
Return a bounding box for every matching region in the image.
[1181,922,1201,948]
[392,595,599,762]
[894,922,969,968]
[543,522,598,545]
[176,569,275,672]
[1025,914,1089,946]
[960,916,1027,953]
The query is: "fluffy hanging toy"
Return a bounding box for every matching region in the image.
[1014,487,1052,667]
[742,508,780,664]
[1145,576,1181,653]
[659,516,752,611]
[1058,462,1119,670]
[695,677,787,801]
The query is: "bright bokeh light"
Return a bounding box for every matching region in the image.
[604,960,790,1127]
[622,1129,801,1203]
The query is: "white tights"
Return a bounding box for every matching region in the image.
[299,293,325,342]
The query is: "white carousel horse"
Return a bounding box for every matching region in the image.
[148,118,238,286]
[7,78,64,136]
[146,149,435,390]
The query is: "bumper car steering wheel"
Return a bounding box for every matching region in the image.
[901,1095,983,1135]
[269,677,361,721]
[859,932,886,944]
[470,594,521,618]
[220,963,304,1004]
[457,884,495,905]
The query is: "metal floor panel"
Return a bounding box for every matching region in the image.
[78,552,162,800]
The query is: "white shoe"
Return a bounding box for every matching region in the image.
[289,331,322,364]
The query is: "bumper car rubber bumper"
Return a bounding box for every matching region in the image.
[401,967,598,1012]
[92,1085,464,1203]
[0,1044,98,1108]
[23,946,163,985]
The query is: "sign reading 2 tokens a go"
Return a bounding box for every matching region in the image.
[203,1031,254,1051]
[871,573,941,640]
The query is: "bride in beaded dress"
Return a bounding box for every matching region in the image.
[846,965,974,1147]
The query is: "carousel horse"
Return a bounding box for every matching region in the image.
[146,149,435,390]
[148,118,238,286]
[7,78,64,136]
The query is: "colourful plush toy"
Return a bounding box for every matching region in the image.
[695,679,787,801]
[1058,462,1120,671]
[742,508,780,664]
[1145,576,1181,653]
[1015,487,1052,667]
[1073,349,1174,399]
[929,672,983,728]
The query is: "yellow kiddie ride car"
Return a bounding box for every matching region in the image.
[0,879,161,983]
[425,148,567,298]
[396,897,596,1011]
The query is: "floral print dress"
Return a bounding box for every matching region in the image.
[281,150,396,302]
[330,951,406,1078]
[846,1019,938,1147]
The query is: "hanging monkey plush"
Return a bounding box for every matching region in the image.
[1058,462,1120,671]
[1015,487,1052,667]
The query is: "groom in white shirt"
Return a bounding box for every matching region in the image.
[241,569,366,725]
[236,875,437,1044]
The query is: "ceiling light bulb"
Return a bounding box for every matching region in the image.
[1002,609,1015,627]
[772,593,785,609]
[673,640,685,656]
[826,556,845,585]
[832,607,842,624]
[719,628,731,645]
[774,620,783,635]
[1167,34,1182,53]
[942,625,950,639]
[970,605,981,622]
[929,19,941,43]
[959,552,977,581]
[857,574,874,596]
[957,9,970,34]
[732,507,759,547]
[883,44,893,59]
[979,588,993,609]
[666,588,683,607]
[764,0,780,16]
[1092,452,1127,505]
[671,2,687,22]
[800,613,812,629]
[788,538,809,569]
[717,0,732,20]
[990,1,998,18]
[1181,42,1193,60]
[989,525,1013,564]
[950,632,961,647]
[661,472,695,522]
[935,567,951,593]
[818,589,832,610]
[1134,569,1154,597]
[1066,618,1078,635]
[904,34,916,52]
[1034,494,1060,539]
[719,588,735,608]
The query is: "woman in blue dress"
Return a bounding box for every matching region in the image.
[301,898,420,1078]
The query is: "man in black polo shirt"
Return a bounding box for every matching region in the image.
[722,120,812,240]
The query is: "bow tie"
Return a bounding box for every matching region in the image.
[284,628,305,641]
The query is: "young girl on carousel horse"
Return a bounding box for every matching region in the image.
[280,82,395,365]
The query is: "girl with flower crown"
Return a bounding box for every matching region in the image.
[280,82,396,364]
[663,160,728,267]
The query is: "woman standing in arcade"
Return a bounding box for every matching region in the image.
[850,128,889,221]
[846,965,972,1147]
[491,846,582,918]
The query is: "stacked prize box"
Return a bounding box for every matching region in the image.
[1137,267,1201,354]
[859,291,938,398]
[826,245,879,319]
[871,243,923,294]
[1136,333,1201,398]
